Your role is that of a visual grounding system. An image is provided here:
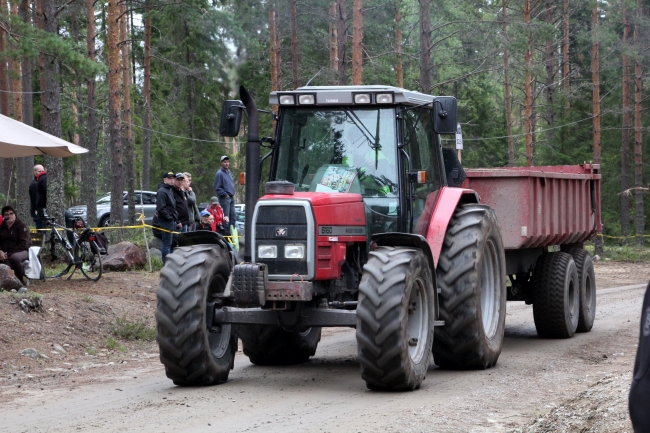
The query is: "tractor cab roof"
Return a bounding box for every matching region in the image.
[270,85,440,108]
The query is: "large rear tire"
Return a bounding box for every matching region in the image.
[156,244,237,386]
[532,252,579,338]
[433,204,507,370]
[566,248,596,332]
[239,325,321,365]
[356,247,435,391]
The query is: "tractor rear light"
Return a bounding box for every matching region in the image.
[258,245,277,259]
[376,93,393,104]
[279,95,295,105]
[284,244,305,259]
[354,93,371,104]
[408,171,427,184]
[239,172,246,185]
[298,94,315,105]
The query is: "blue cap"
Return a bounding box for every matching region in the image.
[200,210,210,217]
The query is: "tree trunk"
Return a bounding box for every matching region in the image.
[42,0,65,224]
[270,1,280,117]
[591,4,603,254]
[419,0,432,94]
[524,0,533,166]
[107,0,123,234]
[290,0,299,89]
[120,1,135,224]
[329,2,338,75]
[563,0,570,107]
[16,0,34,222]
[0,1,8,117]
[36,0,46,127]
[621,1,630,243]
[351,0,362,85]
[10,2,22,124]
[395,0,403,88]
[503,0,513,165]
[544,1,555,149]
[142,0,151,192]
[633,0,644,245]
[337,0,348,85]
[83,0,98,227]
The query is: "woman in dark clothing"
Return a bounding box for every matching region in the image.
[0,206,31,282]
[197,211,214,231]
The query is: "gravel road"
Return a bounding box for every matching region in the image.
[1,265,647,433]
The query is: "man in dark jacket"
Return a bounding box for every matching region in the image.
[213,155,236,230]
[0,206,31,283]
[172,173,190,232]
[29,165,47,229]
[630,281,650,432]
[156,172,178,263]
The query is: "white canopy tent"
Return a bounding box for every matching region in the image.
[0,113,88,158]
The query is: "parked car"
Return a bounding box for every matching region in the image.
[234,204,245,213]
[235,211,245,246]
[68,190,158,227]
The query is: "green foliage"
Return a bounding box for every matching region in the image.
[110,315,156,341]
[104,336,127,352]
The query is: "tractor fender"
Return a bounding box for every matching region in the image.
[425,187,479,268]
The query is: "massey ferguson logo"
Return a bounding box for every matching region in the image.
[275,228,287,237]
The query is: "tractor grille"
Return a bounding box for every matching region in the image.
[254,205,309,276]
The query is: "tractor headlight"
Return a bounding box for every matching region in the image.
[354,93,371,104]
[258,245,278,259]
[284,244,305,259]
[376,93,393,104]
[279,95,295,105]
[298,94,315,105]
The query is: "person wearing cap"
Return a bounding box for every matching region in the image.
[197,210,215,231]
[172,173,190,232]
[207,196,227,233]
[213,155,236,230]
[156,172,178,263]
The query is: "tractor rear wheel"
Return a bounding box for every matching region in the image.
[356,247,435,391]
[239,325,321,365]
[156,244,237,386]
[433,204,507,370]
[532,252,579,338]
[567,248,596,332]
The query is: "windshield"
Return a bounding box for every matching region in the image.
[96,193,111,205]
[275,108,397,196]
[274,107,400,233]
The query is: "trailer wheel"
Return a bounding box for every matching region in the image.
[156,244,237,386]
[239,325,321,365]
[356,247,435,391]
[566,248,596,333]
[532,252,579,338]
[433,204,507,370]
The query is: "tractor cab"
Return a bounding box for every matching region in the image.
[268,86,458,239]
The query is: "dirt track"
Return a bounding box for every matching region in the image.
[0,261,648,433]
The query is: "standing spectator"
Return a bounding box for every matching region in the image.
[0,206,31,285]
[183,171,201,230]
[197,210,214,231]
[630,281,650,432]
[172,173,190,232]
[156,172,178,263]
[213,155,236,230]
[207,196,228,233]
[29,164,46,229]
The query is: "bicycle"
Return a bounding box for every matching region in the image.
[39,216,103,281]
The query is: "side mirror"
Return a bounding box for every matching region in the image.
[432,97,457,134]
[219,100,244,137]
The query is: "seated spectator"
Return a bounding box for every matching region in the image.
[207,196,228,233]
[197,210,215,231]
[0,206,31,283]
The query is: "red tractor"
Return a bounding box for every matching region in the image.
[155,85,601,391]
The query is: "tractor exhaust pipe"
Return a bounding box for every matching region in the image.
[240,85,260,263]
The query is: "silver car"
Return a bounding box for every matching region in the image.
[68,190,158,227]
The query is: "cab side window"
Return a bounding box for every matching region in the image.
[401,108,443,234]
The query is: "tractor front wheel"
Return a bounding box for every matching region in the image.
[156,244,237,386]
[356,247,435,391]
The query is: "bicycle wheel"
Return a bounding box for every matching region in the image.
[75,240,102,281]
[40,237,73,278]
